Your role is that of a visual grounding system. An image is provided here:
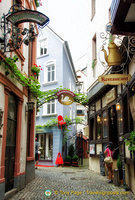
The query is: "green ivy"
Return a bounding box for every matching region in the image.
[36,116,84,130]
[1,56,88,105]
[124,131,135,158]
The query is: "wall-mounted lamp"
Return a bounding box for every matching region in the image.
[116,102,121,111]
[76,81,83,93]
[97,115,101,123]
[0,109,4,138]
[26,102,35,112]
[90,104,96,112]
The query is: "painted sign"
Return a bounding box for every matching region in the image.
[98,74,131,85]
[56,90,75,105]
[106,88,116,104]
[7,10,49,26]
[90,144,95,154]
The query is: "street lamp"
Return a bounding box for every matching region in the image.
[76,81,83,93]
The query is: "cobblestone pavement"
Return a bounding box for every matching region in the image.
[9,167,135,200]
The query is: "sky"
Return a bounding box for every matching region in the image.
[38,0,90,68]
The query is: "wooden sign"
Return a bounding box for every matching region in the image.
[106,88,116,104]
[56,90,75,105]
[98,74,131,85]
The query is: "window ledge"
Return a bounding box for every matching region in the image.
[43,81,58,86]
[42,113,57,117]
[37,54,49,59]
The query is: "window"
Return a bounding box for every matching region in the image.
[77,110,85,116]
[103,111,108,138]
[43,100,56,115]
[92,34,97,61]
[91,0,96,20]
[40,39,48,56]
[90,118,95,140]
[44,62,55,83]
[96,115,102,140]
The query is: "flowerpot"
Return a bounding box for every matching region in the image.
[72,161,79,167]
[64,161,71,166]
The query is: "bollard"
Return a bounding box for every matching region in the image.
[113,169,120,186]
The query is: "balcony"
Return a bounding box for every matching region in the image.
[111,0,135,35]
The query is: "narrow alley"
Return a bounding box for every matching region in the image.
[9,167,135,200]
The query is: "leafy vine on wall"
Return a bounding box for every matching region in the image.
[0,55,88,106]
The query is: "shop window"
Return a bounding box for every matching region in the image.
[96,115,102,140]
[123,95,128,134]
[90,118,95,140]
[103,111,108,138]
[117,102,123,135]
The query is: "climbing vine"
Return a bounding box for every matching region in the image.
[1,55,88,106]
[36,116,85,130]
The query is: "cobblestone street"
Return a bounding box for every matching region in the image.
[9,167,135,200]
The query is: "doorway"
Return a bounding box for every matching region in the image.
[109,105,119,158]
[39,134,53,161]
[5,94,17,192]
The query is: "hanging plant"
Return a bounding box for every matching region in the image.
[31,64,42,78]
[124,131,135,159]
[34,0,42,7]
[91,59,97,69]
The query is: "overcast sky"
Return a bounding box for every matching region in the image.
[38,0,90,66]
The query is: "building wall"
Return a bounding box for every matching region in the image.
[36,27,77,161]
[87,0,112,89]
[0,0,38,198]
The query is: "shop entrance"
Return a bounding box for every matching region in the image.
[109,105,119,156]
[39,134,53,161]
[5,94,17,192]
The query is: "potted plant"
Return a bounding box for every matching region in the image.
[64,155,71,166]
[72,154,79,167]
[117,155,123,183]
[68,144,75,160]
[31,64,42,79]
[124,131,135,160]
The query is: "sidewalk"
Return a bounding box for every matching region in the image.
[9,167,135,200]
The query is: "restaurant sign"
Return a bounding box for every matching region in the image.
[56,90,75,105]
[7,10,49,26]
[98,74,131,85]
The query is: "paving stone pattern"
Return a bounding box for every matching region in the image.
[9,167,135,200]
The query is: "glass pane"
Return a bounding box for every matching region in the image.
[44,48,47,54]
[52,71,54,81]
[52,65,54,70]
[47,104,50,114]
[103,111,108,138]
[52,104,55,113]
[48,72,50,82]
[40,48,43,55]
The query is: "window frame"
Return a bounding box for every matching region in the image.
[42,99,56,116]
[44,61,56,84]
[39,38,48,57]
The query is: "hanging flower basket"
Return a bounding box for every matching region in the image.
[31,64,42,79]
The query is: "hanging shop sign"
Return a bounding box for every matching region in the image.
[7,10,49,26]
[98,74,131,85]
[56,90,75,105]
